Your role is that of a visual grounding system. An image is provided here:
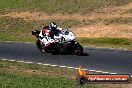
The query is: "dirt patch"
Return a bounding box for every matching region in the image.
[0,2,132,39]
[0,11,89,21]
[1,3,132,20]
[72,24,132,39]
[0,2,131,22]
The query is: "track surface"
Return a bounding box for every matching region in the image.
[0,41,132,74]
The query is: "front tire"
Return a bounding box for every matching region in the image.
[74,42,83,55]
[36,40,46,53]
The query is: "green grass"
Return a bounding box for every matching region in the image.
[77,37,132,49]
[0,0,131,14]
[0,17,80,42]
[0,72,93,88]
[0,60,130,88]
[0,60,99,88]
[1,72,93,88]
[0,60,76,79]
[77,37,132,45]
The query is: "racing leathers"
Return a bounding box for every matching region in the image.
[39,26,63,47]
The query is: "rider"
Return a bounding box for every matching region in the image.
[48,22,61,39]
[39,22,62,46]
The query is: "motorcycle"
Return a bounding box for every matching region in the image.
[32,28,83,55]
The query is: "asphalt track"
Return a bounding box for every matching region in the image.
[0,41,132,75]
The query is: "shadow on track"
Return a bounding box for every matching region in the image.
[80,53,89,56]
[52,52,89,56]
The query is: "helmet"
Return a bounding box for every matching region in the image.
[49,22,57,29]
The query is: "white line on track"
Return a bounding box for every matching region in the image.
[74,68,79,70]
[109,73,117,74]
[17,61,24,63]
[67,67,74,69]
[102,72,109,74]
[50,65,58,67]
[59,66,67,68]
[9,60,16,62]
[2,59,7,61]
[37,63,43,65]
[95,71,103,73]
[89,70,95,72]
[43,64,50,66]
[83,69,88,71]
[25,62,33,64]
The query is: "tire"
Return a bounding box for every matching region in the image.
[36,40,46,53]
[74,42,83,55]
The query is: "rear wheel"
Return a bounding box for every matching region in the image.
[74,42,83,55]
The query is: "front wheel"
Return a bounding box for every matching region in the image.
[74,42,83,55]
[36,40,46,53]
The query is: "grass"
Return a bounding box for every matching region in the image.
[0,0,131,14]
[77,37,132,45]
[0,60,99,88]
[0,72,92,88]
[0,17,80,42]
[0,60,76,79]
[77,37,132,49]
[0,60,130,88]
